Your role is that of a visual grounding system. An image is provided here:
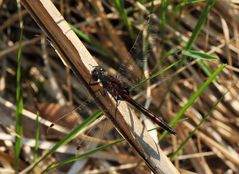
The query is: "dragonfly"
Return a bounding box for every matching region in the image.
[90,66,176,135]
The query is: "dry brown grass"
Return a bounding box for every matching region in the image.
[0,0,239,173]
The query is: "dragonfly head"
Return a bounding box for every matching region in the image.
[91,66,105,81]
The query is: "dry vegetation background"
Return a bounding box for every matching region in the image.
[0,0,239,174]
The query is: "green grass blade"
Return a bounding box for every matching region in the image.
[151,48,182,73]
[43,139,124,173]
[131,59,182,91]
[170,89,229,160]
[71,25,118,63]
[175,0,206,10]
[15,97,23,167]
[184,0,216,50]
[182,50,218,61]
[34,112,40,161]
[113,0,134,39]
[28,111,102,171]
[154,0,216,111]
[159,0,168,33]
[15,21,23,168]
[197,60,218,82]
[70,25,93,43]
[159,64,225,140]
[138,0,146,4]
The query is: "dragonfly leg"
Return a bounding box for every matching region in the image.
[101,88,108,97]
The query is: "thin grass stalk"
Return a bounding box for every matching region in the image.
[15,0,24,168]
[34,112,40,161]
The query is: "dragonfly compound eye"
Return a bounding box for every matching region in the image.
[91,67,105,81]
[91,69,99,81]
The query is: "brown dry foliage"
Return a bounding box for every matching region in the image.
[0,0,239,174]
